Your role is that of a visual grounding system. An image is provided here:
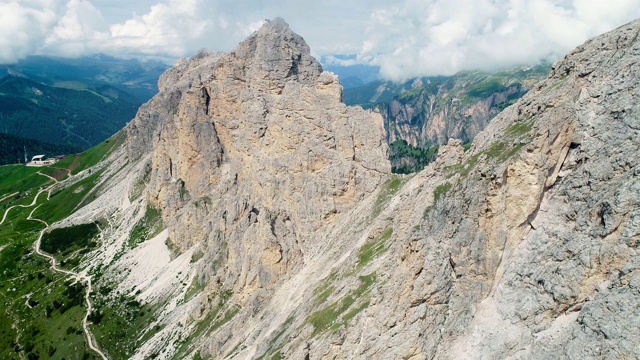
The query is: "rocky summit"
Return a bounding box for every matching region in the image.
[36,18,640,359]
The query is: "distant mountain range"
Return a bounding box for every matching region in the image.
[0,75,139,149]
[0,55,170,162]
[342,64,550,172]
[1,54,169,103]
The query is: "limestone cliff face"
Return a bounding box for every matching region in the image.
[268,19,640,359]
[126,17,389,295]
[108,18,640,360]
[368,67,548,151]
[382,83,525,147]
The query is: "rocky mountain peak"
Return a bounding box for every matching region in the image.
[125,17,389,307]
[36,16,640,360]
[223,16,322,91]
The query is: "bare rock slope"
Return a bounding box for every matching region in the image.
[75,18,640,359]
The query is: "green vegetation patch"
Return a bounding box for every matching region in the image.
[423,182,453,219]
[342,299,371,323]
[0,165,53,196]
[484,142,507,158]
[307,273,376,336]
[315,284,335,304]
[372,176,407,217]
[433,182,452,203]
[358,228,393,268]
[507,121,533,137]
[390,139,439,174]
[465,79,507,99]
[313,271,338,304]
[184,275,206,302]
[41,222,99,255]
[38,166,72,181]
[190,249,205,263]
[485,142,524,161]
[0,219,95,359]
[445,151,482,179]
[89,286,164,360]
[0,133,127,360]
[34,167,106,222]
[396,86,424,101]
[172,290,238,360]
[129,205,163,248]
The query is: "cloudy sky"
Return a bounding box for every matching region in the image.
[1,0,640,80]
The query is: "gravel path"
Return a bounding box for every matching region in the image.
[0,173,109,359]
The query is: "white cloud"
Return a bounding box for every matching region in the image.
[0,0,383,64]
[359,0,640,80]
[322,55,358,67]
[0,0,639,81]
[42,0,109,57]
[0,0,63,63]
[108,0,215,57]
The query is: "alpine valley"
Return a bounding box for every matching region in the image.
[1,17,639,360]
[0,55,169,161]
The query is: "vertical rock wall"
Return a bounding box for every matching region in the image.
[126,18,390,295]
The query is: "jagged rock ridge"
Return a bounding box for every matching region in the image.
[59,18,640,359]
[122,17,389,357]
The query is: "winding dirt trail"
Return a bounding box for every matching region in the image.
[0,188,49,225]
[0,173,108,359]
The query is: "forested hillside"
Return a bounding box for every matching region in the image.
[0,133,80,166]
[1,54,168,103]
[0,76,139,149]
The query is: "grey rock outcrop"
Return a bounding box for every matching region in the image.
[125,16,389,328]
[285,19,640,359]
[222,18,639,359]
[90,17,640,360]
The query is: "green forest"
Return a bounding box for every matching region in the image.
[389,139,439,174]
[0,75,139,150]
[0,132,80,166]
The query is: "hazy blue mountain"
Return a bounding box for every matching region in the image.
[320,55,381,89]
[0,75,139,149]
[1,54,169,102]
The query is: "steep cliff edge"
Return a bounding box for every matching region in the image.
[38,18,640,360]
[127,17,389,280]
[266,19,639,359]
[378,66,547,148]
[121,17,390,358]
